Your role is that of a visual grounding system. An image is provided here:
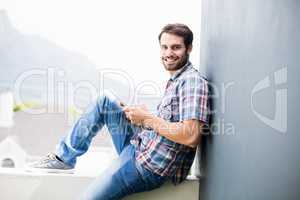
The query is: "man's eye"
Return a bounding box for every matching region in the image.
[173,46,182,50]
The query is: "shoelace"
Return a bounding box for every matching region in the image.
[38,153,57,165]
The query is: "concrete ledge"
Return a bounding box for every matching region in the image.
[0,168,199,200]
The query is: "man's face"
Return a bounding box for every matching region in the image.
[160,33,192,74]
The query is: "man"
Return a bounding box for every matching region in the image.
[28,23,209,200]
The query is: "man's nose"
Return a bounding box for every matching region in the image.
[164,48,175,57]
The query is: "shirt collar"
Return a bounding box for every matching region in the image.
[169,61,192,81]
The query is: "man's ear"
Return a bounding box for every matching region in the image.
[187,45,193,54]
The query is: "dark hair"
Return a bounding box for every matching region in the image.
[158,23,193,48]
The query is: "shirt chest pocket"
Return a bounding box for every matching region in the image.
[158,97,180,121]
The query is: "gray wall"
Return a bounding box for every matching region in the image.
[199,0,300,200]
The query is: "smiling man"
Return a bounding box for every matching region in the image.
[27,23,209,200]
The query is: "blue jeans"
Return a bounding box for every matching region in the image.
[56,95,167,200]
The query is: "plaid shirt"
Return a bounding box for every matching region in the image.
[130,61,209,185]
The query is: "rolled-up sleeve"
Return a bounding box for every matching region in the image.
[178,75,209,123]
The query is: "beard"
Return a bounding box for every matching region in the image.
[162,52,189,72]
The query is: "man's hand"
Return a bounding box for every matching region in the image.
[123,105,153,126]
[123,105,203,148]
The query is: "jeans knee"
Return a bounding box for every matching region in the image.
[96,94,119,110]
[97,94,108,105]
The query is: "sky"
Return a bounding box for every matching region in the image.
[0,0,202,85]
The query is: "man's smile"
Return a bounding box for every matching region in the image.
[163,56,178,64]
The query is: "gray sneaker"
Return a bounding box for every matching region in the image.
[26,153,75,174]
